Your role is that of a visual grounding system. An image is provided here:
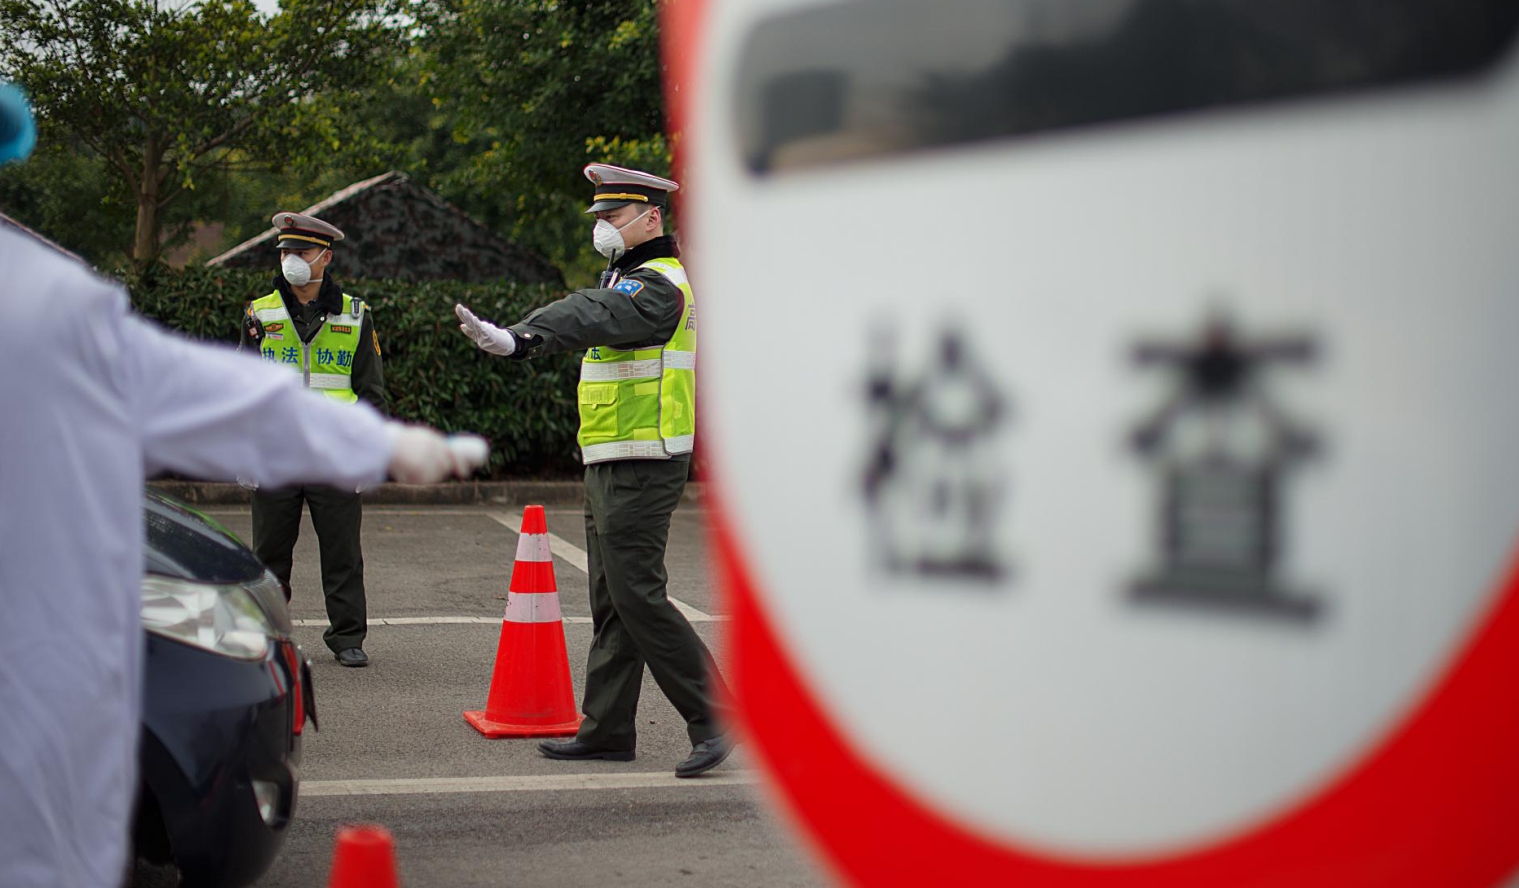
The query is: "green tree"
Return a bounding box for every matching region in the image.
[419,0,671,284]
[0,0,404,265]
[0,123,135,265]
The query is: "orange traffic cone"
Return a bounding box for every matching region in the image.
[328,824,399,888]
[464,504,584,737]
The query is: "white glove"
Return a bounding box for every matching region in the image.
[385,424,490,483]
[455,304,516,356]
[446,434,490,476]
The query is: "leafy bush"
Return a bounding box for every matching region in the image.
[123,266,583,478]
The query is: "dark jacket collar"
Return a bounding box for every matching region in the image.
[612,235,679,273]
[272,274,344,314]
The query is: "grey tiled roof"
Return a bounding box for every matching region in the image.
[207,171,562,285]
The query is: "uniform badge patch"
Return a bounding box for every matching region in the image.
[329,324,353,334]
[262,331,284,341]
[613,279,645,297]
[263,322,284,332]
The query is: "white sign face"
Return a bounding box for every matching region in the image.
[692,0,1519,858]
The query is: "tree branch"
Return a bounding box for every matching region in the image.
[71,127,138,187]
[179,0,364,166]
[278,0,365,102]
[50,2,131,149]
[156,181,187,211]
[188,113,255,160]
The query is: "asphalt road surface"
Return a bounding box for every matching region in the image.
[137,503,827,888]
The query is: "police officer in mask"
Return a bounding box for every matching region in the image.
[454,164,732,778]
[240,212,386,667]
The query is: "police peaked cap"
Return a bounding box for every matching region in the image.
[271,212,345,250]
[584,164,679,213]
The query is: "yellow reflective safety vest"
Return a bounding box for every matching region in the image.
[249,291,365,404]
[577,257,696,464]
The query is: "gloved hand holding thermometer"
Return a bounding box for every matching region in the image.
[386,425,490,483]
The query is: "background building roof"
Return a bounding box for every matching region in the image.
[207,171,563,285]
[1,210,87,265]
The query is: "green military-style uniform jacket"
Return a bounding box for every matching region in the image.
[509,233,695,463]
[506,235,686,361]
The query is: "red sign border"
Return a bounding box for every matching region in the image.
[713,484,1519,885]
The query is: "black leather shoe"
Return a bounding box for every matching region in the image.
[675,734,734,778]
[335,648,369,667]
[538,739,635,762]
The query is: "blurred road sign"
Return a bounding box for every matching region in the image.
[673,0,1519,884]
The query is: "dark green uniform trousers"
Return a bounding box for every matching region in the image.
[251,485,367,654]
[577,457,728,750]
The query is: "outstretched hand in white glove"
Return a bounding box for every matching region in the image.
[455,303,516,356]
[386,423,491,484]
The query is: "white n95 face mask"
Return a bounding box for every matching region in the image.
[592,208,654,259]
[281,251,321,287]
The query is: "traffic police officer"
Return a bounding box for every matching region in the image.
[240,212,385,667]
[455,164,732,777]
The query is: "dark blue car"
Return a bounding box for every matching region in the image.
[132,491,317,887]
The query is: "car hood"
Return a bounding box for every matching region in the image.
[143,490,265,585]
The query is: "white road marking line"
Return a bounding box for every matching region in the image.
[290,612,728,627]
[541,508,708,516]
[668,597,711,622]
[201,507,705,518]
[199,508,494,516]
[301,770,757,797]
[292,616,591,627]
[486,510,588,572]
[483,511,715,621]
[547,532,588,573]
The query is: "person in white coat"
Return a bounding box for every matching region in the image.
[0,82,487,888]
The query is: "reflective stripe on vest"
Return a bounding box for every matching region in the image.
[577,257,696,463]
[580,435,697,464]
[579,350,694,382]
[249,291,364,404]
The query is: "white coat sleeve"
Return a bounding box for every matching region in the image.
[118,305,394,488]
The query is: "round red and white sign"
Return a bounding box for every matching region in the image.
[674,0,1519,883]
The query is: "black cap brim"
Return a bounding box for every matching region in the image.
[585,180,670,214]
[585,198,639,214]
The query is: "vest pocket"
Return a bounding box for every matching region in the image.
[578,382,621,441]
[660,370,696,438]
